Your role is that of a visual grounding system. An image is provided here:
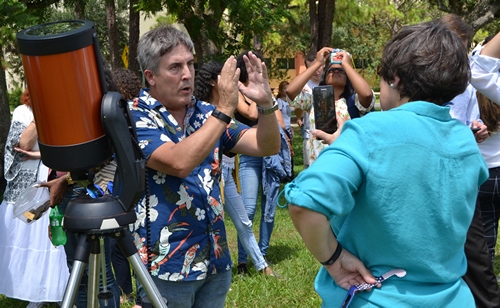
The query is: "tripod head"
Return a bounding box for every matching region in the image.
[17,20,145,231]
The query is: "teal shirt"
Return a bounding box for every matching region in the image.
[285,101,488,307]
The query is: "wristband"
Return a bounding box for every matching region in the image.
[320,242,342,266]
[211,109,231,125]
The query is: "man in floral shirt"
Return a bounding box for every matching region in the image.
[129,26,280,307]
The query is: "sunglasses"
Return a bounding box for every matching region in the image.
[327,67,345,75]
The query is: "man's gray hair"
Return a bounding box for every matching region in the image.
[137,26,194,74]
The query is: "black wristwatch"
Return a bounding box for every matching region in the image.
[211,109,232,124]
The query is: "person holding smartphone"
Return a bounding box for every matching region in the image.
[286,47,375,166]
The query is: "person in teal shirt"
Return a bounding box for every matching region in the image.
[285,21,488,307]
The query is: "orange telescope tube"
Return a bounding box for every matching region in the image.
[17,20,112,171]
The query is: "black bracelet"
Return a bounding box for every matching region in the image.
[211,109,232,124]
[320,242,342,266]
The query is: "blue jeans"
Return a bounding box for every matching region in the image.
[110,237,133,295]
[222,166,267,271]
[138,270,231,308]
[60,186,121,308]
[238,155,275,263]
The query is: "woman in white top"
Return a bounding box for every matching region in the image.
[0,88,69,307]
[471,33,500,262]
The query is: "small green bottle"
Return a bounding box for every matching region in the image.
[49,205,67,246]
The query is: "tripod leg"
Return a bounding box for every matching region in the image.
[61,233,92,308]
[87,237,101,308]
[116,229,167,308]
[129,253,167,307]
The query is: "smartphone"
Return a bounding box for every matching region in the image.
[313,85,336,138]
[471,127,480,133]
[330,48,343,64]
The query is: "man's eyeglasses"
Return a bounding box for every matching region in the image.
[327,67,345,75]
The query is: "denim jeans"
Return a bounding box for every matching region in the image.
[60,186,121,308]
[238,155,275,262]
[222,166,267,271]
[138,270,231,308]
[110,237,133,295]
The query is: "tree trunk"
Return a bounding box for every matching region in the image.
[435,0,500,35]
[318,0,334,48]
[309,0,319,53]
[105,0,121,70]
[189,25,221,68]
[468,2,500,33]
[254,33,263,56]
[0,47,10,194]
[128,0,140,76]
[75,0,86,19]
[183,14,222,67]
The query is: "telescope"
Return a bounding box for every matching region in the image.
[17,20,166,308]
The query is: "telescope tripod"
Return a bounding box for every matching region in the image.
[60,195,167,308]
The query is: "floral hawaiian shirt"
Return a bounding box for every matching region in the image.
[128,88,249,282]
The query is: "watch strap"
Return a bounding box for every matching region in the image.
[257,101,279,115]
[211,109,232,124]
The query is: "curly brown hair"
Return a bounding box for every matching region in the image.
[20,88,30,106]
[112,68,142,100]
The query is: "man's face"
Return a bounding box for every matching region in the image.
[306,60,324,83]
[145,44,195,110]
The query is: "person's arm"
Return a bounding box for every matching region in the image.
[470,32,500,104]
[288,204,377,290]
[294,108,304,127]
[276,99,286,130]
[14,147,41,160]
[286,47,332,101]
[147,56,240,178]
[18,120,37,150]
[480,32,500,59]
[230,52,280,156]
[148,113,235,178]
[39,175,68,207]
[339,51,373,108]
[236,92,259,121]
[471,120,488,143]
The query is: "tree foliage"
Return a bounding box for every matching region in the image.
[430,0,500,33]
[137,0,292,67]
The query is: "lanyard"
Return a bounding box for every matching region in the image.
[340,268,406,308]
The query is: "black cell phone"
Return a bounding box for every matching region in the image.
[312,85,336,138]
[471,127,480,133]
